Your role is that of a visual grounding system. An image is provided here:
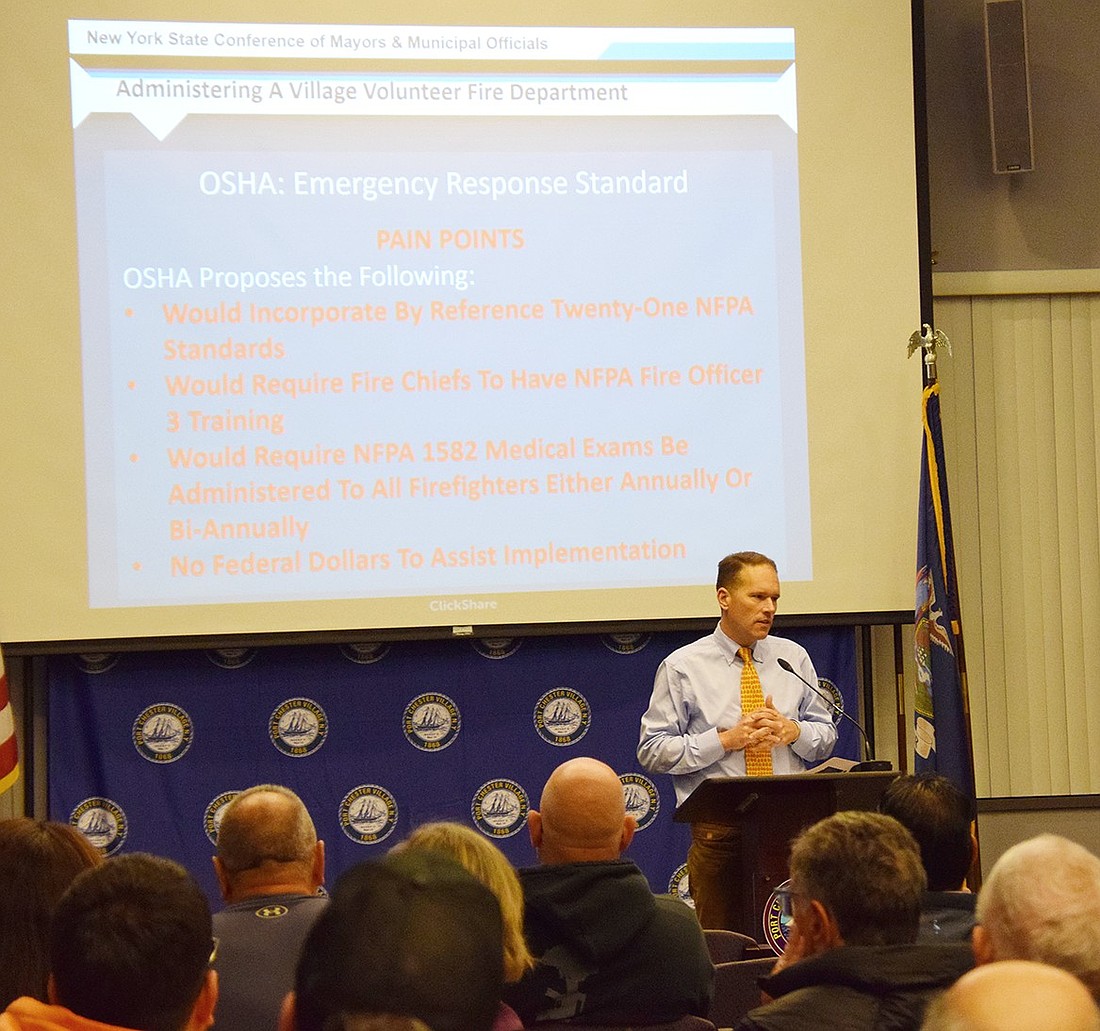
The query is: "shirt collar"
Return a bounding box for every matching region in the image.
[712,622,763,665]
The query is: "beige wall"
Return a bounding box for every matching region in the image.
[926,0,1100,272]
[921,1,1100,802]
[977,802,1100,877]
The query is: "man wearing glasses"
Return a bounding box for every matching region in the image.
[734,811,972,1031]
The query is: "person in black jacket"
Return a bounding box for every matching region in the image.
[503,757,713,1025]
[284,851,503,1031]
[879,773,977,943]
[735,811,972,1031]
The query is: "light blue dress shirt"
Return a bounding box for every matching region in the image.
[637,624,838,806]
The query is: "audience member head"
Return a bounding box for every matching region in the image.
[974,833,1100,999]
[527,756,635,864]
[921,960,1100,1031]
[786,810,926,953]
[879,773,975,891]
[285,850,503,1031]
[0,818,102,1008]
[49,852,217,1031]
[213,784,324,903]
[396,821,534,983]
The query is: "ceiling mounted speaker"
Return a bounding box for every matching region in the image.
[984,0,1035,173]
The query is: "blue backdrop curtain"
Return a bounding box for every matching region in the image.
[47,625,858,905]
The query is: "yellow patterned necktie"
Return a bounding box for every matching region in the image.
[739,646,773,776]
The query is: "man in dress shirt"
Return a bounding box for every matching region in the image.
[637,551,837,928]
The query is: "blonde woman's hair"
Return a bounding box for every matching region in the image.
[397,821,535,982]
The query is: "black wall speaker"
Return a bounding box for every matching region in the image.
[984,0,1035,173]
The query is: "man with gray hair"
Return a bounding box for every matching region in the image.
[973,833,1100,1000]
[212,785,327,1031]
[735,811,972,1031]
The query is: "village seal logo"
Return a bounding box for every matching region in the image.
[763,879,794,956]
[270,698,327,757]
[206,647,257,669]
[339,642,391,665]
[471,779,529,838]
[600,633,652,655]
[819,677,845,725]
[620,773,660,830]
[667,863,694,908]
[70,797,127,856]
[340,784,398,844]
[471,637,522,660]
[133,703,193,763]
[534,688,591,746]
[403,693,460,751]
[204,791,240,844]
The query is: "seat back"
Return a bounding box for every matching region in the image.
[706,957,775,1029]
[702,928,757,964]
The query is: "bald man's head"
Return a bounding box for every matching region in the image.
[213,784,324,902]
[527,758,635,865]
[922,961,1100,1031]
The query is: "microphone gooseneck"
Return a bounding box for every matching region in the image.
[776,657,876,764]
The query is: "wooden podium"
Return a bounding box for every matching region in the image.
[673,770,897,939]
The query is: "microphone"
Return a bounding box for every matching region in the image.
[776,657,889,770]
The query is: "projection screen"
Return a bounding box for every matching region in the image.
[0,1,921,643]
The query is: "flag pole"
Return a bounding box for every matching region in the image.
[908,0,980,886]
[893,624,908,773]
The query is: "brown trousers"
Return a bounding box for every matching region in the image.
[686,820,748,932]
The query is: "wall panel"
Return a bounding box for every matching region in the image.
[934,291,1100,795]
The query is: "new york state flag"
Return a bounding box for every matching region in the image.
[914,382,975,801]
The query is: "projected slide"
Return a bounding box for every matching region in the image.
[70,22,809,611]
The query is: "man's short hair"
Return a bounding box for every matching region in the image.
[216,784,317,873]
[294,850,503,1031]
[879,773,974,891]
[716,551,777,591]
[789,810,927,946]
[976,834,1100,998]
[50,853,212,1031]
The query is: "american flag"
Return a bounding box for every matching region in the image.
[0,647,19,795]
